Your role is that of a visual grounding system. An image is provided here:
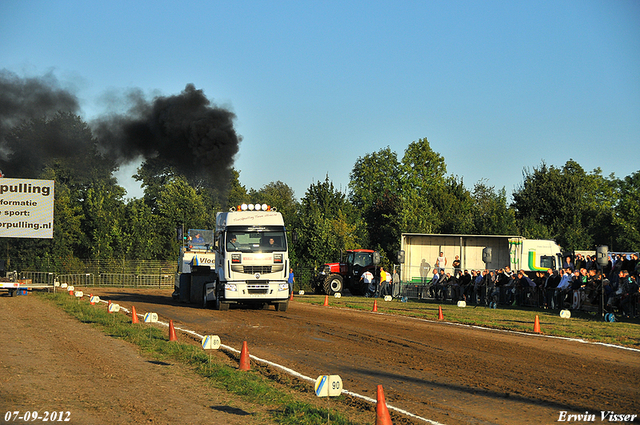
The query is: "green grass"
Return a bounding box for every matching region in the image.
[38,292,363,425]
[300,294,640,348]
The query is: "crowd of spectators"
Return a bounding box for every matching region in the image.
[416,253,640,318]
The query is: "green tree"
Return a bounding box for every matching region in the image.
[512,160,616,251]
[227,168,249,210]
[399,138,448,233]
[349,146,401,255]
[471,180,517,235]
[80,182,126,259]
[249,180,298,221]
[296,177,359,270]
[612,171,640,251]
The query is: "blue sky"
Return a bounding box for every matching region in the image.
[2,0,639,200]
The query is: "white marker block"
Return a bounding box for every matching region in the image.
[457,301,467,308]
[298,290,304,295]
[315,375,343,398]
[144,312,158,323]
[201,335,221,350]
[75,291,84,298]
[60,283,68,289]
[384,295,392,302]
[90,295,100,304]
[560,309,571,319]
[334,293,342,298]
[108,303,120,313]
[67,285,74,292]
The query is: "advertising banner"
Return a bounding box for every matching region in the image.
[0,178,54,239]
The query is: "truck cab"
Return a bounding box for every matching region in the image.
[210,204,290,311]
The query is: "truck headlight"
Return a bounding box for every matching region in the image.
[225,283,238,291]
[279,283,289,292]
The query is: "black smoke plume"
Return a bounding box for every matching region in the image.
[0,70,240,192]
[92,84,241,187]
[0,70,81,176]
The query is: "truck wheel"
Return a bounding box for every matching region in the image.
[214,292,229,311]
[323,274,343,295]
[275,301,288,312]
[9,288,17,297]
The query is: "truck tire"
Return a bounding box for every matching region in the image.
[275,301,288,312]
[323,274,343,295]
[214,296,229,311]
[214,285,229,311]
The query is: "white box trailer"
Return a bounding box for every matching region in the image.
[399,233,564,283]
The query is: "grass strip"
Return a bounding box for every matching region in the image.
[303,295,640,347]
[39,292,362,425]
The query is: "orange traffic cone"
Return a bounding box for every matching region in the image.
[533,315,542,333]
[373,299,378,312]
[131,305,139,324]
[438,305,444,320]
[168,319,178,341]
[289,291,294,301]
[239,341,250,371]
[323,295,329,306]
[376,384,393,425]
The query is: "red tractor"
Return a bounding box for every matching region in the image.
[312,249,380,295]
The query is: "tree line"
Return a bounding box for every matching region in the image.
[2,113,638,275]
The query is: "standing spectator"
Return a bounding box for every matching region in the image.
[288,267,295,297]
[435,252,447,271]
[545,269,560,309]
[474,270,486,305]
[361,269,375,297]
[459,270,472,302]
[429,268,441,299]
[378,266,388,297]
[556,269,572,308]
[563,256,575,272]
[392,268,401,298]
[452,255,461,275]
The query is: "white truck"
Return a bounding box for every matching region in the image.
[173,204,290,311]
[399,233,564,282]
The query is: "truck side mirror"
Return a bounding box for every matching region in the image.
[373,252,381,266]
[397,250,405,264]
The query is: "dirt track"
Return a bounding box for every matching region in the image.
[81,288,640,424]
[3,288,639,424]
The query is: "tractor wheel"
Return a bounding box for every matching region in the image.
[323,274,343,295]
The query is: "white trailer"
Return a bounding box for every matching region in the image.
[399,233,564,283]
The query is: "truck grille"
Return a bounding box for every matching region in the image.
[247,284,269,294]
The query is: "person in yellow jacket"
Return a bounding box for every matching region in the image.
[379,266,389,297]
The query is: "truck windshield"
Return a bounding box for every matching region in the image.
[226,226,287,253]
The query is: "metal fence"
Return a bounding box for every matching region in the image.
[19,259,176,289]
